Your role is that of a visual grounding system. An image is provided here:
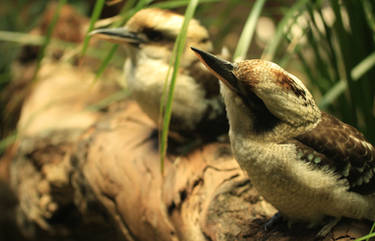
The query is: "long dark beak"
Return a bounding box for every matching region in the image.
[191,47,240,94]
[90,28,146,45]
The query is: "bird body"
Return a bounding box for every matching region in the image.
[229,126,373,223]
[192,47,375,234]
[91,9,228,139]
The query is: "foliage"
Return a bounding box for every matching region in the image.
[159,0,200,173]
[0,0,373,150]
[0,0,375,238]
[272,0,375,142]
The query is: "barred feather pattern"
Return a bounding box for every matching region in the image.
[293,112,375,194]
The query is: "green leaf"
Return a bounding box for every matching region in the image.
[81,0,106,57]
[94,44,119,81]
[318,51,375,109]
[351,52,375,81]
[354,231,375,241]
[150,0,219,9]
[93,0,151,80]
[159,0,200,174]
[262,0,309,60]
[86,89,130,111]
[0,31,45,45]
[365,222,375,241]
[0,131,17,154]
[32,0,67,82]
[233,0,266,62]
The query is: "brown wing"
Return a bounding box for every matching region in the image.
[294,112,375,195]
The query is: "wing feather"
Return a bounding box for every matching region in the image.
[294,112,375,194]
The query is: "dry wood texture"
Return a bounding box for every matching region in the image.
[1,62,373,241]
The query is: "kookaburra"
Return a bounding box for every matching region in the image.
[90,8,228,141]
[191,47,375,236]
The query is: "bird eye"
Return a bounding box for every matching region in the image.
[201,37,209,43]
[143,28,164,41]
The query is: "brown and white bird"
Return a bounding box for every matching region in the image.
[191,47,375,236]
[91,9,228,141]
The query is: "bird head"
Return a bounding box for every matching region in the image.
[91,8,212,64]
[191,47,321,140]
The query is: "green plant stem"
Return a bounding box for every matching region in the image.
[318,51,375,109]
[95,45,119,80]
[262,0,309,60]
[364,222,375,241]
[159,0,199,174]
[151,0,219,9]
[233,0,266,62]
[93,0,151,80]
[354,231,375,241]
[81,0,106,57]
[86,89,130,111]
[32,0,67,82]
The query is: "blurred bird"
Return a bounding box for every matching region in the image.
[191,47,375,236]
[91,8,228,142]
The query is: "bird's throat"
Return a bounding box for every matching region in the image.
[220,83,281,141]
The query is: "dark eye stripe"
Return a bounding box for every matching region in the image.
[143,28,163,41]
[200,37,209,43]
[142,27,175,42]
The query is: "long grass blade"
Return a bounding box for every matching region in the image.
[0,31,44,45]
[318,51,375,109]
[318,80,346,109]
[262,0,309,60]
[0,30,125,66]
[351,52,375,81]
[92,0,218,82]
[81,0,106,57]
[354,231,375,241]
[94,44,119,80]
[233,0,266,62]
[159,0,199,174]
[317,6,341,83]
[0,31,83,51]
[0,131,17,154]
[362,0,375,41]
[32,0,67,82]
[159,48,176,133]
[113,0,137,27]
[151,0,218,9]
[86,89,130,111]
[365,222,375,241]
[330,0,359,125]
[93,0,151,80]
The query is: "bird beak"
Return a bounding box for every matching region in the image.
[90,28,146,45]
[190,47,240,94]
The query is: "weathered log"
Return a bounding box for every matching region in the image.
[7,61,122,240]
[68,102,372,241]
[70,102,275,241]
[5,63,373,241]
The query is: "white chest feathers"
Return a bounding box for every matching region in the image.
[124,53,209,130]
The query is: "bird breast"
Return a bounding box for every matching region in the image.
[124,53,209,130]
[230,136,351,221]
